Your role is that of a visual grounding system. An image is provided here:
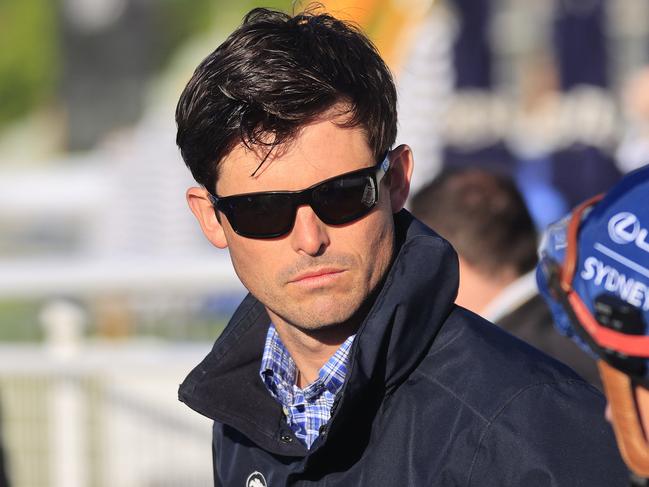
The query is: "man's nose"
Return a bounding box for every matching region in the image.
[290,205,330,256]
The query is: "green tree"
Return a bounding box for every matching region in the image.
[0,0,60,127]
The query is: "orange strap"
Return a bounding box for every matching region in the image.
[569,292,649,357]
[560,194,604,292]
[599,361,649,477]
[559,192,649,357]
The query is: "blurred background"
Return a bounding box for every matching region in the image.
[1,0,649,486]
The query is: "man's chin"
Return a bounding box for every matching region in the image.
[288,308,358,333]
[269,299,362,334]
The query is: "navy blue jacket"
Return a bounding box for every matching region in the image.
[179,211,627,486]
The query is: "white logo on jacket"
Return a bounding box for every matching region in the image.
[608,212,649,253]
[246,471,267,487]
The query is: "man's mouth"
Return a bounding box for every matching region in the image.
[289,268,346,286]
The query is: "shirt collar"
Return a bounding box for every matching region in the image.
[260,324,354,402]
[481,270,538,323]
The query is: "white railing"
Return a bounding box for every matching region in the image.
[0,255,244,487]
[0,323,220,487]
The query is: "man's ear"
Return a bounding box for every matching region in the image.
[186,187,228,249]
[387,144,414,212]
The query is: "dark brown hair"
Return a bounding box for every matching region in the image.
[175,7,397,193]
[411,168,538,276]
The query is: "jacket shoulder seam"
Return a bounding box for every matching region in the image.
[426,377,490,423]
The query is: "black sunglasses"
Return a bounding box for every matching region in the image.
[208,154,391,239]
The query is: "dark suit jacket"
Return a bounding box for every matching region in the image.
[497,293,602,389]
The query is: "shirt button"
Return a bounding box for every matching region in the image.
[280,433,293,443]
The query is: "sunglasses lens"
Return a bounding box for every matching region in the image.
[313,173,377,224]
[214,164,383,239]
[222,194,294,238]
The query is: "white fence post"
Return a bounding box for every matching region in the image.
[41,300,88,487]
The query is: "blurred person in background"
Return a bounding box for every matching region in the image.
[410,168,601,386]
[538,164,649,486]
[438,0,621,229]
[617,68,649,174]
[175,6,626,486]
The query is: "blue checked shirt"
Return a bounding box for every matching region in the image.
[260,324,354,449]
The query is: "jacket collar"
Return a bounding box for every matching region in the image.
[178,210,459,457]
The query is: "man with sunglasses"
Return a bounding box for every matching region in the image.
[175,7,626,486]
[538,165,649,486]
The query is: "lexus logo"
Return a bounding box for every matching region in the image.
[608,212,649,252]
[246,471,267,487]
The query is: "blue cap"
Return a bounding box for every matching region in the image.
[537,164,649,377]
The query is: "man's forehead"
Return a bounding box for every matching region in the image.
[216,143,291,183]
[214,115,373,195]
